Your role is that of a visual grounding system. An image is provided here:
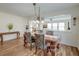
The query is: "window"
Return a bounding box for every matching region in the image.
[52,23,57,31]
[47,23,52,30]
[44,15,71,31]
[47,22,65,31]
[52,22,65,31]
[58,23,65,31]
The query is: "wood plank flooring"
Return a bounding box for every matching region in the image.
[0,38,79,56]
[59,44,79,56]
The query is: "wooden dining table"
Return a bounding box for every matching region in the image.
[44,35,59,46]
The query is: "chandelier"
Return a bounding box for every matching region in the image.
[33,3,41,21]
[32,3,47,29]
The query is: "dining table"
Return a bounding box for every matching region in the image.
[44,35,58,42]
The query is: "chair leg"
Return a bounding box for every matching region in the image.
[24,43,27,48]
[30,43,32,50]
[43,49,47,56]
[35,46,37,54]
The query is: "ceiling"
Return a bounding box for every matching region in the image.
[0,3,79,17]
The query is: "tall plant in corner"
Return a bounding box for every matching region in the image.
[7,23,13,31]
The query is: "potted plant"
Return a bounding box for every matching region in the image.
[7,23,13,31]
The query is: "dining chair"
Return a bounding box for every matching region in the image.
[34,33,47,55]
[45,34,62,56]
[24,32,32,50]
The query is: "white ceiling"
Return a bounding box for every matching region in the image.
[0,3,79,17]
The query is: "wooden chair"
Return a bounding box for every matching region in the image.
[34,33,47,55]
[24,32,32,50]
[46,39,61,56]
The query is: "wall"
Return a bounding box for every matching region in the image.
[48,6,79,48]
[0,12,27,41]
[60,17,79,48]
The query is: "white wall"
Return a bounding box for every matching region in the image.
[48,6,79,48]
[0,12,27,41]
[45,17,79,48]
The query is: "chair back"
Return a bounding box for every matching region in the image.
[25,32,31,42]
[35,33,45,49]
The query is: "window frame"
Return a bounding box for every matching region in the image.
[47,21,66,31]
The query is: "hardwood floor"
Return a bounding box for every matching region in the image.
[0,38,36,56]
[0,38,79,56]
[59,44,79,56]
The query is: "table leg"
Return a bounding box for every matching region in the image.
[17,33,20,39]
[1,35,3,45]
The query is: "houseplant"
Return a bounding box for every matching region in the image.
[7,23,13,31]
